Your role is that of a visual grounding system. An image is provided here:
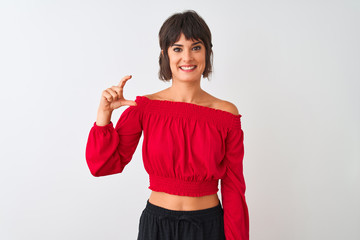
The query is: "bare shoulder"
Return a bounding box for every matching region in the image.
[142,93,153,99]
[215,98,240,116]
[142,89,168,100]
[142,93,159,100]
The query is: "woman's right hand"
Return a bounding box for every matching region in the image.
[98,75,137,113]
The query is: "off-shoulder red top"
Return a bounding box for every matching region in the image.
[85,95,249,240]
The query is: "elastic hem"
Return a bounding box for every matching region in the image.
[149,175,219,197]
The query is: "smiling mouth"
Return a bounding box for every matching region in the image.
[179,65,197,71]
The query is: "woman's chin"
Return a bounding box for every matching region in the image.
[172,73,202,82]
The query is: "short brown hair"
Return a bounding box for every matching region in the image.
[158,10,213,81]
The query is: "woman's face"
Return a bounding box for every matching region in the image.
[166,33,206,82]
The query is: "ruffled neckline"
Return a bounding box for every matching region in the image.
[136,95,241,119]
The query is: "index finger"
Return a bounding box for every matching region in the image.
[117,75,132,87]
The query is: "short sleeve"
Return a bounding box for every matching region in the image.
[220,117,249,240]
[85,104,142,177]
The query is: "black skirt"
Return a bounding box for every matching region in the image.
[137,199,226,240]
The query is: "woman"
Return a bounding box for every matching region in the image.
[86,10,249,240]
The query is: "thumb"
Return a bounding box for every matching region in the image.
[122,100,137,106]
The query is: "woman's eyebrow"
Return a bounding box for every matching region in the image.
[171,41,203,47]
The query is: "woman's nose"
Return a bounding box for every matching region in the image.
[182,49,193,61]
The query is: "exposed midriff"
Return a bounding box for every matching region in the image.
[148,190,220,211]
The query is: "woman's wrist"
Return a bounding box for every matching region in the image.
[96,109,112,126]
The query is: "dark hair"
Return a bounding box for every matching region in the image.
[158,10,213,81]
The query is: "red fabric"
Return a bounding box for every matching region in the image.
[85,95,249,240]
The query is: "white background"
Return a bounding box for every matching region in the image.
[0,0,359,239]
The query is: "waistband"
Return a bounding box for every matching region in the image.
[144,199,223,240]
[144,199,223,221]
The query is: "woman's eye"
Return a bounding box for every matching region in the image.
[173,48,182,52]
[193,46,201,51]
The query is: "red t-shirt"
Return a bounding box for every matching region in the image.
[85,95,249,240]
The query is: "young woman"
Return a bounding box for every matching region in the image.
[86,10,249,240]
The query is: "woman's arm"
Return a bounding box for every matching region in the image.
[85,105,142,177]
[221,118,250,240]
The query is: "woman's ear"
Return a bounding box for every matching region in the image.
[161,49,164,56]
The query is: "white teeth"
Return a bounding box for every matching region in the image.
[180,66,196,70]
